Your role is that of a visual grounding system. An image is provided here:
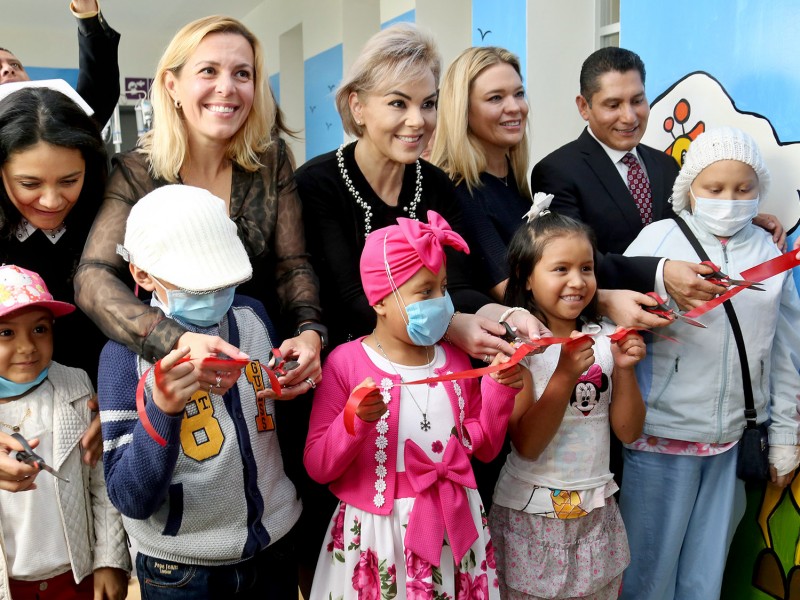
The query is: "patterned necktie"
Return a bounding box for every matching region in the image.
[621,152,653,225]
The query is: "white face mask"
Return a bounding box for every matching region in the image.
[690,190,759,237]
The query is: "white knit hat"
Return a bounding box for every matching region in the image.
[671,126,770,213]
[119,185,252,292]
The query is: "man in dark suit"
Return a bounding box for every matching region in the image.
[0,0,120,128]
[530,47,786,309]
[532,48,677,255]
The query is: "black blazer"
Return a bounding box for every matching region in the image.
[531,128,680,291]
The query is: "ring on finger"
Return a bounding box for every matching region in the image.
[215,374,222,389]
[483,354,491,363]
[305,377,316,389]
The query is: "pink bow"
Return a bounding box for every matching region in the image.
[396,211,471,275]
[361,210,471,305]
[403,437,478,567]
[578,364,603,387]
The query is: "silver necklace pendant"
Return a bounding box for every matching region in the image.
[420,414,431,432]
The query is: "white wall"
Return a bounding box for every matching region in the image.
[380,0,415,22]
[416,0,471,77]
[527,0,595,163]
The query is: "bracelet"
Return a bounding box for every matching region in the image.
[498,306,530,324]
[443,311,460,343]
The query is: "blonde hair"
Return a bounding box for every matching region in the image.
[336,23,441,137]
[431,46,530,197]
[139,15,274,181]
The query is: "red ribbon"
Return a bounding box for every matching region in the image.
[343,386,383,436]
[684,250,800,319]
[135,356,279,447]
[682,285,747,318]
[342,331,651,435]
[403,438,478,566]
[741,250,800,281]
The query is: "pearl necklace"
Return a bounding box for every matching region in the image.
[336,144,423,235]
[373,331,432,431]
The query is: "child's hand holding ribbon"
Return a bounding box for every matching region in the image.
[153,346,200,415]
[489,353,524,389]
[610,327,646,370]
[353,378,386,423]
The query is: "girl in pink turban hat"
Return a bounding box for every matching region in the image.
[304,211,525,600]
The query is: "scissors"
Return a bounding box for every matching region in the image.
[199,353,298,381]
[642,293,707,328]
[500,321,538,347]
[11,433,69,482]
[700,261,765,291]
[266,348,300,377]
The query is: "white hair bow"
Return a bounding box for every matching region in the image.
[522,193,554,223]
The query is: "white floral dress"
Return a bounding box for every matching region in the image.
[310,345,500,600]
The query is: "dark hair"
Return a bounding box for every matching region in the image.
[503,211,600,329]
[579,47,646,105]
[0,87,107,237]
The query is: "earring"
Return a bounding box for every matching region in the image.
[356,120,363,126]
[174,99,182,109]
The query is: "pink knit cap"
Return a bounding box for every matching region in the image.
[360,211,469,305]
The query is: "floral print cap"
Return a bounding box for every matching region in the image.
[0,265,75,319]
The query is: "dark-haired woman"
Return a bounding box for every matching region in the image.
[0,86,108,380]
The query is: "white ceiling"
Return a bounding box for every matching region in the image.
[4,0,264,37]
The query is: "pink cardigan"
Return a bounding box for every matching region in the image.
[304,338,517,515]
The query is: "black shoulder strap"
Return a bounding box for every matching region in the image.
[671,216,758,427]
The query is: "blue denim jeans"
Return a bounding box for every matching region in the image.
[136,525,298,600]
[619,448,745,600]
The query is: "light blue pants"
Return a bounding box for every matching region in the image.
[618,447,745,600]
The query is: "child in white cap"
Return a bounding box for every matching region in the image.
[0,265,129,599]
[98,184,302,598]
[618,127,800,600]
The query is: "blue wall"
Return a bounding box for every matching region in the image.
[269,73,280,103]
[27,67,78,88]
[622,0,800,142]
[304,44,344,161]
[472,0,527,80]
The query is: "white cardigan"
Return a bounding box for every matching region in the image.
[0,362,130,599]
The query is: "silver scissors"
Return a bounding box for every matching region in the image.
[11,433,69,482]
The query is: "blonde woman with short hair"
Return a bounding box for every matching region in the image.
[296,26,545,360]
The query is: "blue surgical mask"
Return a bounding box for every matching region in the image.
[151,280,236,328]
[0,368,48,400]
[167,288,235,328]
[395,291,455,346]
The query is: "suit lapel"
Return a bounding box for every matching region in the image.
[577,130,644,233]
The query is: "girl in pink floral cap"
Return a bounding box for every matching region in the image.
[304,210,525,599]
[0,264,130,599]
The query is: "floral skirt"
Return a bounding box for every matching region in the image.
[489,498,628,600]
[310,491,500,600]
